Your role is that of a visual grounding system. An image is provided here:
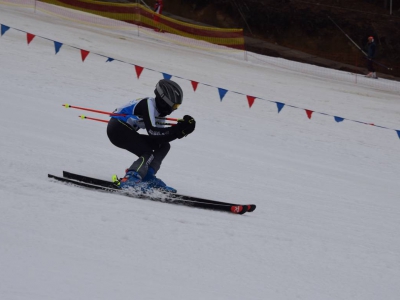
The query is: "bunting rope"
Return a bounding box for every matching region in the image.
[1,23,399,141]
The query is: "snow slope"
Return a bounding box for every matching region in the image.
[1,5,399,300]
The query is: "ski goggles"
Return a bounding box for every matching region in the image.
[172,103,180,111]
[161,96,181,111]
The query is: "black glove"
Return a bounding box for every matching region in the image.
[174,122,186,139]
[182,115,193,122]
[182,115,196,135]
[174,115,196,139]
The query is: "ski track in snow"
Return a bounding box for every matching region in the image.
[1,5,400,300]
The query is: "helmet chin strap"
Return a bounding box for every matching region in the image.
[156,95,170,113]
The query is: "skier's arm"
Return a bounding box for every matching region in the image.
[136,99,179,143]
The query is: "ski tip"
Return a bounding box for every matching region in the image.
[230,205,248,215]
[247,204,256,212]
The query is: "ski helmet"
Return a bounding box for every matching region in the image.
[154,79,183,114]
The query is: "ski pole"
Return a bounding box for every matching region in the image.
[64,104,178,121]
[64,104,123,116]
[364,58,394,71]
[79,115,176,126]
[79,115,108,123]
[156,122,177,126]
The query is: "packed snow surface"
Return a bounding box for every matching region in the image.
[1,5,399,300]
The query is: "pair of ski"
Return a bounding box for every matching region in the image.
[48,171,256,215]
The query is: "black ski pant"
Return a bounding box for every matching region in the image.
[367,59,375,72]
[107,118,170,176]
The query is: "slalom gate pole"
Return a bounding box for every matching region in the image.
[79,115,176,126]
[64,104,178,121]
[328,16,394,71]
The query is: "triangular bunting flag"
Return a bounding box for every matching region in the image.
[1,24,10,36]
[397,130,400,139]
[27,33,35,45]
[80,49,90,62]
[247,96,256,108]
[218,88,228,101]
[305,109,314,119]
[191,81,199,92]
[334,116,344,122]
[106,57,114,62]
[54,41,63,54]
[135,65,144,79]
[162,73,172,80]
[276,102,285,113]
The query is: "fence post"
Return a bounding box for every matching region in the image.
[136,0,140,37]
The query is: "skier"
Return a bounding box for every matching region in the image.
[106,79,196,192]
[366,36,377,79]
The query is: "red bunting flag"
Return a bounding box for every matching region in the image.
[135,65,144,79]
[26,33,35,45]
[247,96,256,108]
[80,49,90,62]
[305,109,314,119]
[191,80,199,92]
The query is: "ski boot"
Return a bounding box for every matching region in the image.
[141,167,177,193]
[119,170,142,189]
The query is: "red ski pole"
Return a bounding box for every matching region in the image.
[79,115,176,126]
[64,104,123,116]
[79,115,108,123]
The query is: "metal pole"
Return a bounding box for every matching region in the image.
[136,0,140,37]
[139,0,151,10]
[327,15,367,56]
[390,0,392,15]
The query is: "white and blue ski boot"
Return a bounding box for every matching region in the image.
[142,167,177,193]
[119,170,142,189]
